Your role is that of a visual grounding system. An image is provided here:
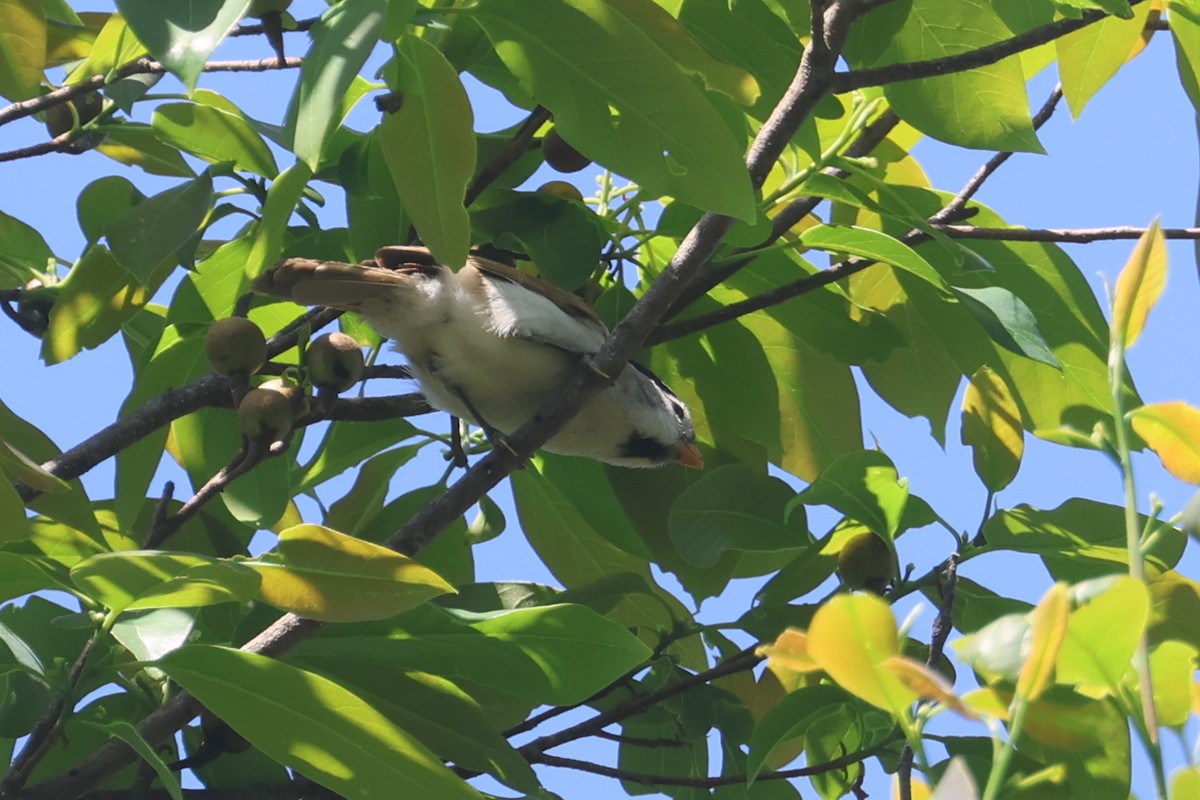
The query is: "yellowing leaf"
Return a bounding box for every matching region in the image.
[963,687,1119,750]
[1172,767,1200,800]
[807,593,916,717]
[1147,640,1197,728]
[757,627,820,676]
[1111,218,1166,349]
[961,367,1024,492]
[882,656,975,718]
[1016,582,1069,701]
[0,0,47,101]
[247,524,455,622]
[1130,402,1200,485]
[1058,576,1148,695]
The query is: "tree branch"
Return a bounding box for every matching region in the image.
[832,1,1148,92]
[933,224,1200,242]
[18,3,866,794]
[465,106,551,207]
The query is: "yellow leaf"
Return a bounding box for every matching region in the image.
[1016,582,1070,701]
[247,524,455,622]
[961,367,1024,492]
[1130,402,1200,485]
[1111,218,1166,348]
[757,628,820,675]
[1171,766,1200,800]
[882,655,976,718]
[807,594,916,717]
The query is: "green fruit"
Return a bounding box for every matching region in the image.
[542,128,591,173]
[205,318,267,376]
[836,533,895,594]
[536,180,584,202]
[237,388,293,442]
[306,332,365,393]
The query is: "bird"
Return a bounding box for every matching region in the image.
[254,246,704,469]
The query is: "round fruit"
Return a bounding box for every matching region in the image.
[542,128,591,173]
[205,318,267,376]
[43,91,104,138]
[536,180,584,202]
[836,533,895,594]
[237,388,293,442]
[306,332,365,393]
[258,376,309,418]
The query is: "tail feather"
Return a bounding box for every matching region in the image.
[254,258,409,311]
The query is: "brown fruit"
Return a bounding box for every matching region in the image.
[205,318,267,376]
[836,533,895,594]
[536,180,584,202]
[237,388,293,442]
[306,332,365,393]
[542,128,591,173]
[258,376,309,418]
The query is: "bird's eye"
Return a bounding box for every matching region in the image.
[670,400,687,421]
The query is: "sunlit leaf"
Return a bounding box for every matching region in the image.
[800,224,947,290]
[1129,401,1200,485]
[0,0,46,101]
[70,551,259,616]
[0,209,54,287]
[791,450,909,537]
[247,524,455,622]
[1147,640,1197,728]
[115,0,248,90]
[961,367,1023,491]
[1057,576,1148,694]
[746,684,853,782]
[1111,218,1166,349]
[1016,582,1069,701]
[807,593,915,717]
[1057,2,1154,117]
[152,94,279,177]
[286,0,386,170]
[106,172,213,285]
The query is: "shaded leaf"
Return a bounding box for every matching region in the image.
[791,450,909,537]
[0,0,45,101]
[0,208,53,287]
[152,95,279,177]
[473,0,755,220]
[106,173,213,285]
[381,33,475,268]
[95,123,194,177]
[115,0,249,90]
[953,286,1059,368]
[158,644,481,800]
[70,551,260,617]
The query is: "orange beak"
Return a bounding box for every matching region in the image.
[676,442,705,469]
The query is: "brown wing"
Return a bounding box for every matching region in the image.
[375,245,606,330]
[253,257,430,312]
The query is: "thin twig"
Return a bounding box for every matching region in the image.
[934,224,1200,242]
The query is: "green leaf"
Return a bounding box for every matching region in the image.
[1057,1,1153,117]
[247,524,455,622]
[473,0,755,220]
[0,439,68,494]
[65,11,147,83]
[115,0,250,90]
[95,123,195,177]
[747,684,853,782]
[244,162,314,278]
[0,0,46,101]
[0,208,53,287]
[152,95,279,177]
[76,719,184,800]
[1170,0,1200,112]
[1111,218,1167,349]
[852,0,1042,152]
[791,450,909,538]
[601,0,760,106]
[961,366,1024,492]
[1057,576,1148,695]
[322,445,424,536]
[41,245,160,364]
[286,0,386,170]
[984,499,1187,581]
[800,224,947,290]
[157,644,482,800]
[0,552,67,603]
[70,551,260,617]
[953,285,1060,368]
[470,192,606,290]
[106,172,213,285]
[297,419,418,493]
[668,464,806,568]
[380,33,475,268]
[76,175,144,244]
[109,607,196,662]
[468,603,653,705]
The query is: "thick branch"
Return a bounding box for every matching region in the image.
[934,224,1200,243]
[832,1,1147,92]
